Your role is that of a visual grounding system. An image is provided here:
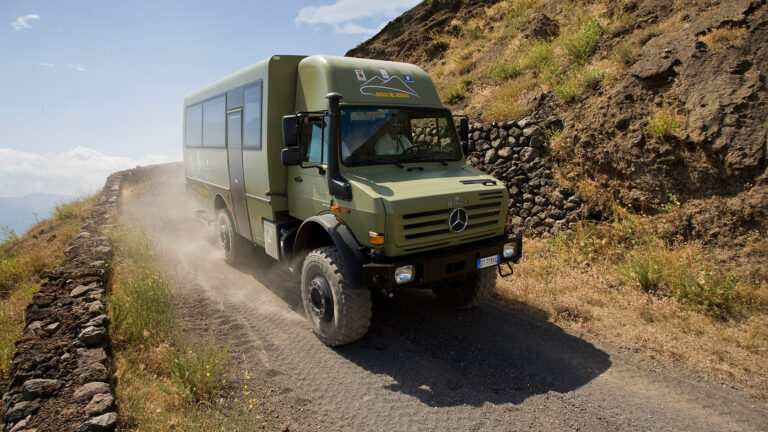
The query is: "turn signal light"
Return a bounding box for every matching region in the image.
[369,232,384,245]
[331,205,341,213]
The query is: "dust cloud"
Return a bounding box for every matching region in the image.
[119,163,304,323]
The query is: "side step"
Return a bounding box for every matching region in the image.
[194,209,213,226]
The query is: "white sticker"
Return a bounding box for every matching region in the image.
[355,69,366,81]
[380,69,389,79]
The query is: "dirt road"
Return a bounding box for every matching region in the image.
[121,165,768,431]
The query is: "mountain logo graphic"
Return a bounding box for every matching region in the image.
[359,75,420,98]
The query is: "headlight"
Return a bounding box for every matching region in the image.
[394,265,414,285]
[503,242,519,259]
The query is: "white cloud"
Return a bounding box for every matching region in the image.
[295,0,419,34]
[0,147,175,197]
[69,63,86,71]
[37,62,55,67]
[11,14,40,32]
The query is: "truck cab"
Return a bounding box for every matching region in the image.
[183,55,521,346]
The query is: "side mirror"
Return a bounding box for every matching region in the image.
[282,115,299,148]
[281,147,301,166]
[459,117,469,142]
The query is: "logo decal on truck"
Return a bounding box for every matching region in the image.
[355,69,366,81]
[359,75,419,99]
[449,208,468,233]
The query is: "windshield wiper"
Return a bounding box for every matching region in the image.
[398,153,450,165]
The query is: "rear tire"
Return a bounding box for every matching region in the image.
[301,246,371,346]
[432,268,496,309]
[216,209,248,265]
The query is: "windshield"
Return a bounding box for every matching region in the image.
[340,108,462,166]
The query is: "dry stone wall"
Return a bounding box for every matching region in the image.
[1,173,123,432]
[464,116,585,236]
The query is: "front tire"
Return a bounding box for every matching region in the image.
[216,209,248,265]
[432,268,496,309]
[301,247,371,346]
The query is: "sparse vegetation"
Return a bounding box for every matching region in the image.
[0,196,95,389]
[648,106,683,138]
[109,224,270,430]
[497,213,768,393]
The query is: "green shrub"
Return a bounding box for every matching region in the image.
[561,16,606,65]
[109,268,172,345]
[490,62,522,82]
[555,80,582,103]
[53,201,80,221]
[442,84,467,104]
[163,344,227,403]
[648,107,682,139]
[524,42,556,72]
[612,42,635,65]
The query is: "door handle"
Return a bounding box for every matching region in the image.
[294,176,303,183]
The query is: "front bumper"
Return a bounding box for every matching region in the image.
[362,232,522,290]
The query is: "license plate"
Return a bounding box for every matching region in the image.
[477,254,500,269]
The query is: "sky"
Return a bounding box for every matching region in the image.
[0,0,420,198]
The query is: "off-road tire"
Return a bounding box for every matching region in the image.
[432,268,496,309]
[301,246,372,346]
[216,209,248,265]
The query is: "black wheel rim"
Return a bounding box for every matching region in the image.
[308,275,334,322]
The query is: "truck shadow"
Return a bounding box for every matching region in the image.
[336,289,612,407]
[236,253,611,408]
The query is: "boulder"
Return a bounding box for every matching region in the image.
[21,379,64,400]
[74,382,111,402]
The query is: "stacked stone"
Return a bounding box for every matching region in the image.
[464,116,584,236]
[1,173,123,432]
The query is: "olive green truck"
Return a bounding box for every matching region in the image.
[183,55,522,346]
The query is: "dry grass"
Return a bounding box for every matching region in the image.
[699,26,749,50]
[109,225,274,431]
[0,195,96,388]
[483,75,536,121]
[496,214,768,398]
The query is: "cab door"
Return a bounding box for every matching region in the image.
[287,116,331,219]
[227,110,252,240]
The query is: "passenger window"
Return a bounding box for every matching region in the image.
[244,83,262,150]
[303,117,328,165]
[185,104,202,147]
[202,96,225,147]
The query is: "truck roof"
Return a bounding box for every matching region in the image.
[184,54,443,110]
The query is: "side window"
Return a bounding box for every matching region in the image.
[303,117,328,164]
[243,83,262,150]
[202,95,225,147]
[185,104,202,147]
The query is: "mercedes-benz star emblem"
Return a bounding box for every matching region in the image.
[449,208,468,233]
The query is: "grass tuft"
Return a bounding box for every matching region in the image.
[490,62,522,82]
[560,16,606,65]
[648,106,683,139]
[612,42,636,65]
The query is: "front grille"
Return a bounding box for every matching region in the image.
[400,201,503,243]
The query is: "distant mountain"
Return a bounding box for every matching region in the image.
[0,193,76,235]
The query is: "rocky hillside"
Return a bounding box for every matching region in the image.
[348,0,768,249]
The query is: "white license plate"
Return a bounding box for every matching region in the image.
[477,254,500,269]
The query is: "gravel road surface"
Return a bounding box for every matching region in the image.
[121,166,768,431]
